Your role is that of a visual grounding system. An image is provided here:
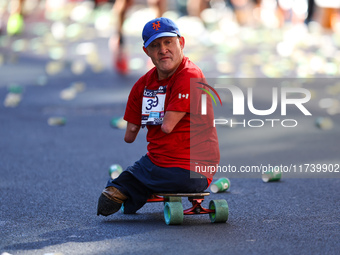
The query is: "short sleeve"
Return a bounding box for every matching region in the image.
[123,76,145,126]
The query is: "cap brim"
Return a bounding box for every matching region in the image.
[144,32,178,48]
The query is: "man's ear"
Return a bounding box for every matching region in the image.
[143,46,149,56]
[179,36,185,50]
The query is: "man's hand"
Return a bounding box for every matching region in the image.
[161,111,186,134]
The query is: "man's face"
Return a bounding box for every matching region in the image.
[143,36,185,80]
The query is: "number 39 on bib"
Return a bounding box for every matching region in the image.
[142,86,167,126]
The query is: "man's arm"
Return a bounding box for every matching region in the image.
[161,111,186,134]
[124,122,141,143]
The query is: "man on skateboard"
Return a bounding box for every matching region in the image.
[97,17,220,216]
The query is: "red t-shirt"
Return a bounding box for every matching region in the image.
[124,57,220,184]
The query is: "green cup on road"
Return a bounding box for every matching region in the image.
[8,84,23,94]
[47,117,66,126]
[210,178,230,193]
[110,117,127,129]
[109,164,123,179]
[262,167,282,182]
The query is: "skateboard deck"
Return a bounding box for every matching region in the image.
[154,192,210,197]
[121,192,229,225]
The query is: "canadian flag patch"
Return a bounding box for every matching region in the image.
[178,93,189,99]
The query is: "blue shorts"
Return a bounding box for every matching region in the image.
[106,155,208,214]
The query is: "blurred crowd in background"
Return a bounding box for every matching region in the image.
[1,0,339,35]
[0,0,340,77]
[0,0,339,125]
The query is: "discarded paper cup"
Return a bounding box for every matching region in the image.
[109,164,123,179]
[48,117,66,126]
[315,117,333,130]
[262,167,282,182]
[210,178,230,193]
[8,85,23,94]
[110,117,127,129]
[4,93,22,107]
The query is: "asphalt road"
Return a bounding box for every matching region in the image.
[1,3,340,255]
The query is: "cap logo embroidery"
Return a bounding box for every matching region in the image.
[152,21,161,30]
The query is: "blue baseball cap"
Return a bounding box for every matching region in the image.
[142,17,181,48]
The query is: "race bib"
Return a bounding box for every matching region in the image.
[142,85,167,127]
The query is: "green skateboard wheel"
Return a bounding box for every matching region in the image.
[209,200,229,223]
[164,202,183,225]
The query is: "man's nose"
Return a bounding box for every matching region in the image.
[159,43,168,54]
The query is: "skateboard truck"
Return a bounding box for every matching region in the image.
[184,196,214,215]
[148,194,214,214]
